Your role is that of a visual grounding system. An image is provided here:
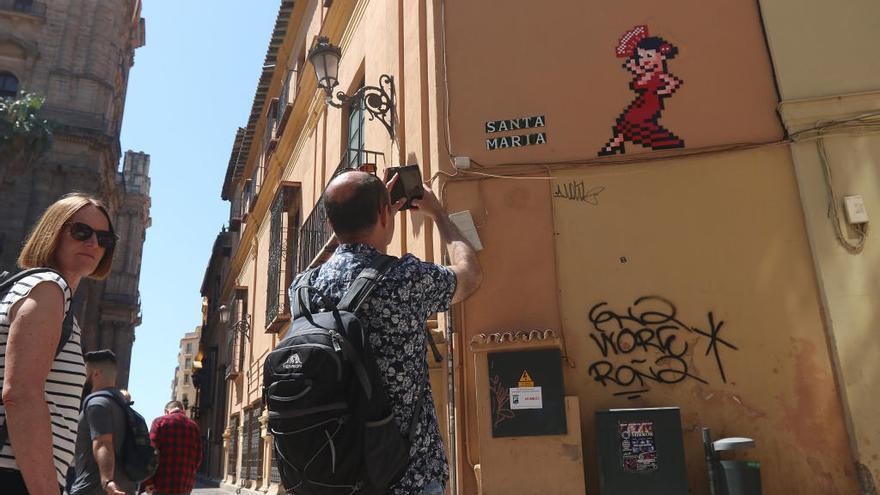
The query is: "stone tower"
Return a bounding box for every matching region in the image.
[0,0,150,386]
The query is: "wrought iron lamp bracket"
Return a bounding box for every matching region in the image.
[231,314,252,341]
[325,74,395,139]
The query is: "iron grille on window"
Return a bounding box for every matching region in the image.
[225,294,247,379]
[227,416,239,481]
[266,186,298,332]
[241,407,264,483]
[270,446,281,484]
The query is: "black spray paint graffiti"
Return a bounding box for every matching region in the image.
[586,296,737,399]
[553,181,605,205]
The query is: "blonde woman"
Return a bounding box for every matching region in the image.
[0,193,117,494]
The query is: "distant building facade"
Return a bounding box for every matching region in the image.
[0,0,150,386]
[171,326,200,418]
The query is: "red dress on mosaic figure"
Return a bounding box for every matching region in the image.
[614,71,684,150]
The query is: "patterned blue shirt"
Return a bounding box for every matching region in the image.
[290,243,456,494]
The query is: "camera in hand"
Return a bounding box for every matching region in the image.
[385,164,424,210]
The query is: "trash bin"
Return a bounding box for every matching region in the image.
[703,429,762,495]
[719,460,762,495]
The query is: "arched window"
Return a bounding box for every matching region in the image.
[0,72,19,98]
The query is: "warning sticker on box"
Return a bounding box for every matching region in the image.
[509,387,543,410]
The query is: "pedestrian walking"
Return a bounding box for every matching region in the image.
[70,350,134,495]
[276,171,482,495]
[0,193,117,494]
[141,400,202,495]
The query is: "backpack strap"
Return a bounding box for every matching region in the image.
[336,254,398,313]
[291,267,320,321]
[83,389,127,410]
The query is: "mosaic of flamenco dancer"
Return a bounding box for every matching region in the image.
[598,25,685,156]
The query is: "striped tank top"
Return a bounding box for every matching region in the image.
[0,271,86,489]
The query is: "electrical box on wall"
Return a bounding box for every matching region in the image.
[843,195,869,224]
[449,210,483,251]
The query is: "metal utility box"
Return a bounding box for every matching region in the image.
[595,407,688,495]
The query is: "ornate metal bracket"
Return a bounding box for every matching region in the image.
[326,74,395,139]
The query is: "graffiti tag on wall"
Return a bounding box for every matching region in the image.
[586,296,737,399]
[552,180,605,205]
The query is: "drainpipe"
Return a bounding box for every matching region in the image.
[444,255,458,495]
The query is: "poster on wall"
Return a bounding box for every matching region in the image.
[619,421,658,472]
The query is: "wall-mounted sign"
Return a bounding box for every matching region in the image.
[485,115,545,133]
[484,114,548,151]
[486,132,547,151]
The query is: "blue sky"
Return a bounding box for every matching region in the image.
[119,1,280,422]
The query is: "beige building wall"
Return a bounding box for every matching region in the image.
[760,0,880,492]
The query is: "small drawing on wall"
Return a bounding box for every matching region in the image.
[598,25,685,156]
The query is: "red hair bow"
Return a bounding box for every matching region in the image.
[616,25,649,58]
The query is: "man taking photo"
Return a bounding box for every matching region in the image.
[291,171,482,495]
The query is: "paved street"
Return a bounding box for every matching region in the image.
[192,482,235,494]
[194,489,233,495]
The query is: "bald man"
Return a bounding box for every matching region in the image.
[289,171,481,495]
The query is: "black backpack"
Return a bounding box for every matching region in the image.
[0,268,76,447]
[264,255,429,495]
[82,390,159,483]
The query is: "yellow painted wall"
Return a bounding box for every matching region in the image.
[445,146,859,494]
[548,146,857,494]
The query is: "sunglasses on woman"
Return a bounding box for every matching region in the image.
[65,222,117,249]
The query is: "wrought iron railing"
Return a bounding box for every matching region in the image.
[270,448,281,484]
[41,106,109,133]
[266,188,298,330]
[266,194,284,324]
[0,0,47,18]
[241,407,263,483]
[227,417,239,482]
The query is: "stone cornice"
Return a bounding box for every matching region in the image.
[778,90,880,134]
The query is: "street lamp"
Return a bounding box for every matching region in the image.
[307,36,396,139]
[218,304,251,341]
[182,396,189,411]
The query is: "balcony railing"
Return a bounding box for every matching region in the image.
[42,106,110,133]
[0,0,47,18]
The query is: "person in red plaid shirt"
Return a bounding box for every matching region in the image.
[142,401,202,495]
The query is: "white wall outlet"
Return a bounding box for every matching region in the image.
[843,195,869,224]
[448,210,483,251]
[453,156,471,170]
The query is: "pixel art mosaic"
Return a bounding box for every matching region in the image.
[598,25,685,156]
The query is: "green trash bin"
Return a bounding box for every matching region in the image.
[719,460,762,495]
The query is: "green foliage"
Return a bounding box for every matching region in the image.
[0,92,53,162]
